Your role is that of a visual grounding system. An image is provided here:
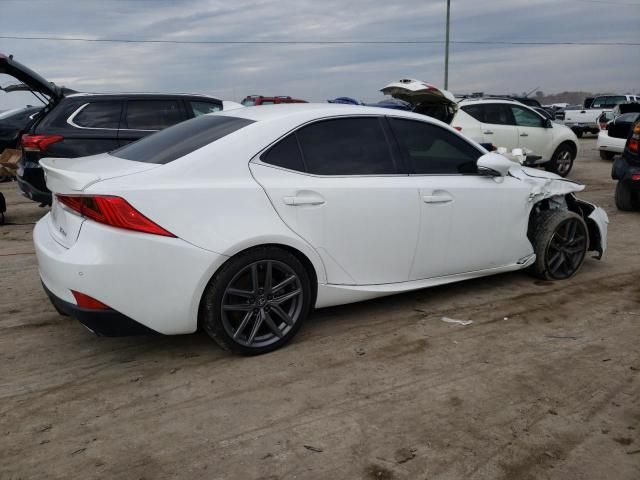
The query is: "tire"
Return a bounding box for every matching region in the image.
[200,246,312,355]
[615,181,639,211]
[599,150,615,161]
[545,143,575,177]
[528,210,588,280]
[573,129,583,138]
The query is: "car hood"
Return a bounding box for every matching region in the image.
[380,79,457,108]
[509,164,585,200]
[0,53,64,100]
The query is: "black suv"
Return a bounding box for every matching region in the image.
[1,53,224,204]
[612,119,640,210]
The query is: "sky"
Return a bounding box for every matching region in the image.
[1,0,639,110]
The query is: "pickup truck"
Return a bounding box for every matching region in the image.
[562,94,638,137]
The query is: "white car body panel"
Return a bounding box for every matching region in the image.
[597,129,626,154]
[34,104,608,337]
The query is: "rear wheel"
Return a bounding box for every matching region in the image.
[528,210,588,280]
[546,143,575,177]
[200,247,311,355]
[615,181,639,211]
[599,150,615,160]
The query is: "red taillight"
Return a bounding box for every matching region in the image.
[631,174,640,181]
[629,124,640,153]
[21,134,64,152]
[56,194,175,237]
[453,126,462,131]
[71,290,109,310]
[599,122,608,131]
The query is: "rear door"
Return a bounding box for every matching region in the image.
[117,98,188,146]
[250,116,420,285]
[59,100,123,156]
[462,103,519,150]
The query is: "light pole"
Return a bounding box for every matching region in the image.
[444,0,451,90]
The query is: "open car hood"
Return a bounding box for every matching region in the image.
[0,53,63,100]
[381,79,457,108]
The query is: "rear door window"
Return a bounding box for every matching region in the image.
[189,100,222,117]
[72,102,122,129]
[389,118,481,175]
[111,114,254,164]
[124,100,184,130]
[295,117,397,175]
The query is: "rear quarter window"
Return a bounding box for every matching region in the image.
[111,114,254,164]
[72,102,122,129]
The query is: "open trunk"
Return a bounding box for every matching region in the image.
[380,79,458,124]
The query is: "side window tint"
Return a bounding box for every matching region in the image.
[190,101,222,117]
[461,104,484,122]
[511,106,543,127]
[73,102,122,129]
[261,134,305,172]
[480,104,513,125]
[296,117,396,175]
[389,118,481,174]
[125,100,183,130]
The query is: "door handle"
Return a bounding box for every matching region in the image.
[483,130,494,134]
[520,132,529,137]
[423,194,453,204]
[283,193,325,206]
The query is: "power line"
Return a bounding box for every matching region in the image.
[0,35,638,46]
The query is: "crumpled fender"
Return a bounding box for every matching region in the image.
[508,166,584,202]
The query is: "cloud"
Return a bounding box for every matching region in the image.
[1,0,638,109]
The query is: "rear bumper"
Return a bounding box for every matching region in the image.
[597,132,625,153]
[42,282,157,336]
[34,214,228,335]
[17,169,51,204]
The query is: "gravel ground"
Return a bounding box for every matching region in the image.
[1,138,638,480]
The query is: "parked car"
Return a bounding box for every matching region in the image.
[0,105,42,151]
[327,97,362,105]
[381,79,579,176]
[561,94,638,138]
[0,52,237,205]
[241,95,307,106]
[611,119,640,210]
[597,108,640,160]
[533,106,554,120]
[34,104,607,354]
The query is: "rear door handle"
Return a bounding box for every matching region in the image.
[483,130,494,134]
[520,132,529,137]
[283,193,325,206]
[423,194,453,204]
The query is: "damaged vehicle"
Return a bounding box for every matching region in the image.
[381,79,579,177]
[34,104,607,355]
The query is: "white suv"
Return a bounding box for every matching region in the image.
[382,80,579,176]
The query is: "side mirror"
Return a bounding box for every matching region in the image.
[477,152,513,177]
[544,118,553,128]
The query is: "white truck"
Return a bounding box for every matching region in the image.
[562,94,639,137]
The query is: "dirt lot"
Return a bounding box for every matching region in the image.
[1,138,639,480]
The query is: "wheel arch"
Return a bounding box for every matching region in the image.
[556,139,577,159]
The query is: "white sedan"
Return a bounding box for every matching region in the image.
[35,104,608,354]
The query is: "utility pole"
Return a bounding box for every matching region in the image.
[444,0,451,90]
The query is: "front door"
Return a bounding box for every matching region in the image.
[510,104,554,159]
[387,117,533,279]
[250,116,420,285]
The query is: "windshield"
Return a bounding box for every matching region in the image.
[111,114,255,164]
[592,96,626,108]
[0,107,24,119]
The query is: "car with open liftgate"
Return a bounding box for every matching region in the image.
[34,103,608,355]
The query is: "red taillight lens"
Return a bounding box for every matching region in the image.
[629,138,639,154]
[599,122,608,130]
[631,174,640,181]
[56,195,175,237]
[71,290,109,310]
[21,134,64,152]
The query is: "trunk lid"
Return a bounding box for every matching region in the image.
[380,79,458,124]
[0,53,63,100]
[41,154,161,248]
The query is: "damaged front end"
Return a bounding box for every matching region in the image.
[511,167,609,259]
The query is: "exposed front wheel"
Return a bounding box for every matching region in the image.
[201,247,311,355]
[528,210,588,280]
[546,144,575,177]
[615,181,639,211]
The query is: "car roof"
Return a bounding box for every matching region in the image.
[216,103,436,123]
[65,92,221,101]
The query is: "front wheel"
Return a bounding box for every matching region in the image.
[545,144,575,177]
[200,247,311,355]
[528,210,588,280]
